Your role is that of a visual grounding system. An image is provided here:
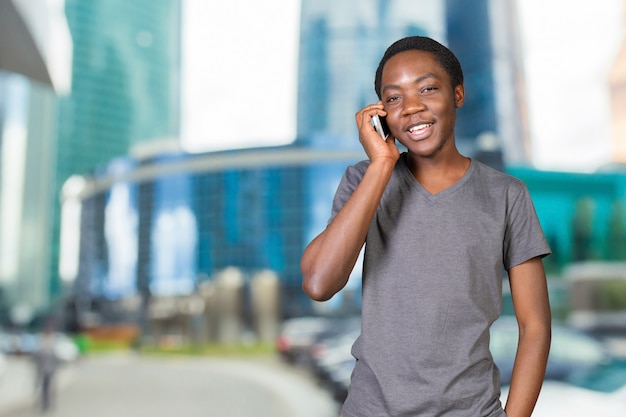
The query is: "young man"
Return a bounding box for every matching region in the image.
[301,36,551,417]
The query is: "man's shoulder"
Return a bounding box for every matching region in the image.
[471,159,526,189]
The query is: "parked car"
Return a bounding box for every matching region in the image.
[276,316,336,364]
[325,355,356,402]
[495,316,626,416]
[490,316,609,385]
[308,321,359,383]
[300,317,360,402]
[277,315,360,366]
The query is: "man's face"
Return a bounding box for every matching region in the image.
[379,50,464,158]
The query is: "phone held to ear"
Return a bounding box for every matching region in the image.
[371,115,389,139]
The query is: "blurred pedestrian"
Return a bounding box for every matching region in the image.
[32,324,60,413]
[301,36,552,417]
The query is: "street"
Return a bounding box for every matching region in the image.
[5,353,339,417]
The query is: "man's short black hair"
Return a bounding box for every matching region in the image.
[374,36,464,99]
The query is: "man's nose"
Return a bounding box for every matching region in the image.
[402,94,426,115]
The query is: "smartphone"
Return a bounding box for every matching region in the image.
[371,115,389,139]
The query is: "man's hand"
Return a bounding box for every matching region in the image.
[355,102,400,164]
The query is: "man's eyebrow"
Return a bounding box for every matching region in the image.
[381,73,438,94]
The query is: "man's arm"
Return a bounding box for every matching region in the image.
[301,103,398,302]
[504,256,551,417]
[301,158,395,301]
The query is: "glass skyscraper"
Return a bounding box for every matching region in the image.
[54,0,180,298]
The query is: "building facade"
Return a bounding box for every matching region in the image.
[53,0,181,298]
[0,0,71,324]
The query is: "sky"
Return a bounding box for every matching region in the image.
[180,0,300,153]
[180,0,625,172]
[517,0,624,172]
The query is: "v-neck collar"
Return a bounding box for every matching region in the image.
[398,152,474,203]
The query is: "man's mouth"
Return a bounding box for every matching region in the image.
[406,122,434,140]
[408,123,433,134]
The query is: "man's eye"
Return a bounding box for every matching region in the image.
[386,96,399,102]
[421,86,437,94]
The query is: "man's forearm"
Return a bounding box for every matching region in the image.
[504,324,551,417]
[301,159,395,301]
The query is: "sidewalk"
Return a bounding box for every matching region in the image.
[0,353,339,417]
[0,356,73,417]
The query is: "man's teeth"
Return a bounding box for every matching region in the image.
[409,124,431,133]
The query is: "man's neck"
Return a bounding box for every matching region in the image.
[407,151,470,194]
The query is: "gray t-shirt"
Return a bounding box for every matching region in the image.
[333,154,550,417]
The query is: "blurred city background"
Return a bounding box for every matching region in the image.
[0,0,626,415]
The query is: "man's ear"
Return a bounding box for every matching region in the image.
[454,84,465,108]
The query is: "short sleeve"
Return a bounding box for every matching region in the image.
[503,183,551,270]
[329,160,369,223]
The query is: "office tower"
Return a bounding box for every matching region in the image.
[445,0,529,167]
[0,75,58,321]
[0,0,71,321]
[53,0,181,301]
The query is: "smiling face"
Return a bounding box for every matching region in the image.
[380,49,464,159]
